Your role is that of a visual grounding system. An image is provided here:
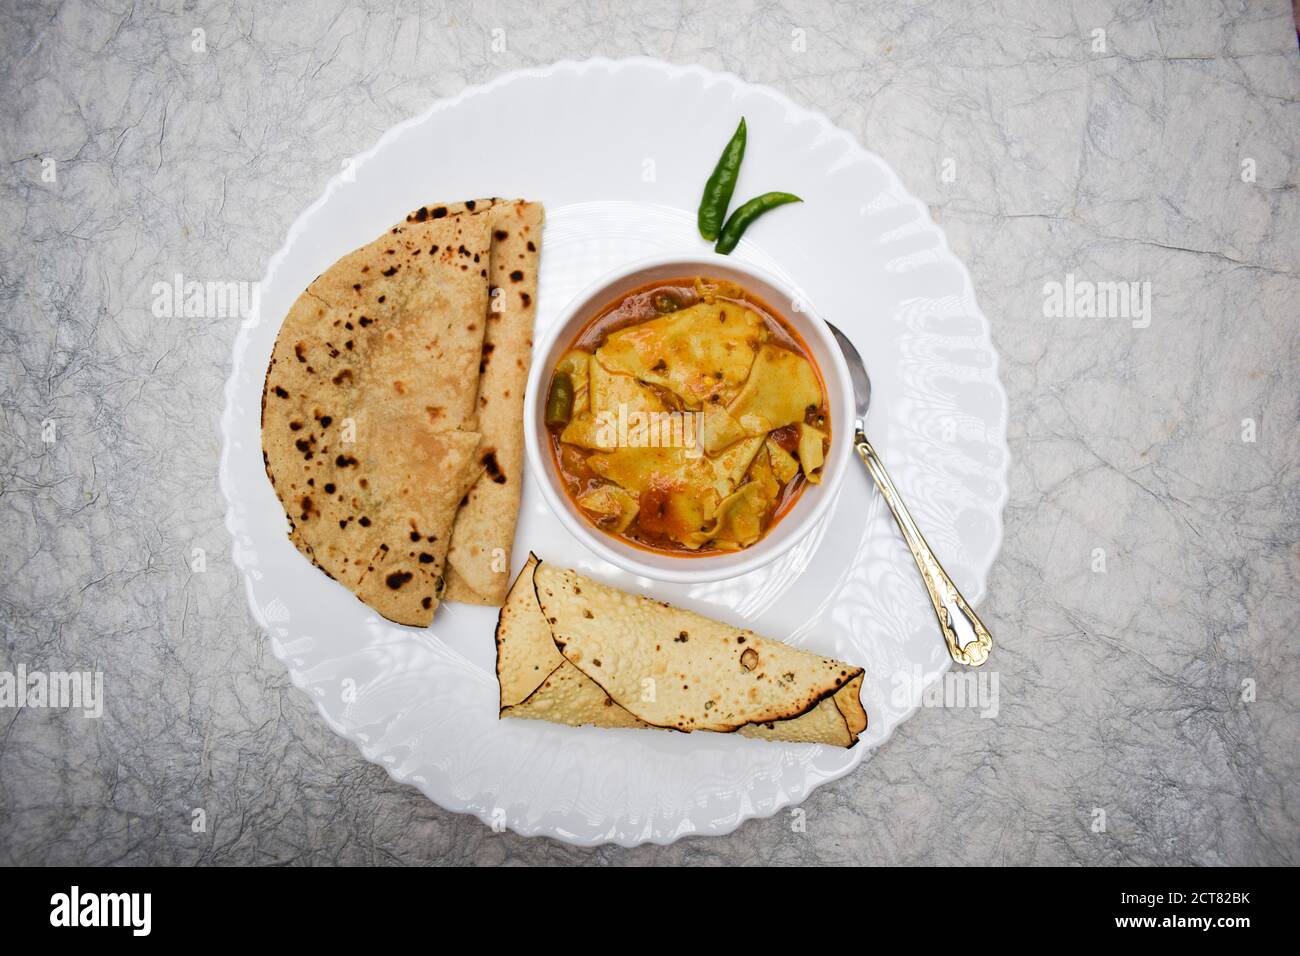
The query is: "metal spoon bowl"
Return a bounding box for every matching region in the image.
[828,322,993,667]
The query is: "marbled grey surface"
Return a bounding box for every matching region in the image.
[1,0,1297,865]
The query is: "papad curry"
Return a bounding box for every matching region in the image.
[496,555,867,747]
[544,277,829,556]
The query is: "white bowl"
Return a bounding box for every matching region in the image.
[524,253,855,583]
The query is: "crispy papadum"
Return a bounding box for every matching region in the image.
[445,201,544,606]
[496,554,650,729]
[496,555,867,747]
[262,199,507,626]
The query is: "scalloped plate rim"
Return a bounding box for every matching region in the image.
[218,56,1010,848]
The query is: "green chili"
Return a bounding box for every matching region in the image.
[545,372,574,427]
[697,117,747,241]
[714,192,803,255]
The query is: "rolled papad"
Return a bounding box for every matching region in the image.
[262,199,504,626]
[496,556,867,747]
[445,201,544,606]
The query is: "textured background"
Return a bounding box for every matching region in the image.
[1,0,1297,865]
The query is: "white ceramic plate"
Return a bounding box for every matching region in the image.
[220,57,1009,847]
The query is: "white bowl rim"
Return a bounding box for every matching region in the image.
[523,251,856,583]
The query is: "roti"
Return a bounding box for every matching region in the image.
[445,201,544,605]
[262,199,507,626]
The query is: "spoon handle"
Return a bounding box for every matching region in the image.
[854,427,993,667]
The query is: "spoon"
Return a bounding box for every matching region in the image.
[828,322,993,667]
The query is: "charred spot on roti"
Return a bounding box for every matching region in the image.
[418,553,434,564]
[509,270,524,282]
[385,571,412,590]
[273,386,289,398]
[481,449,506,484]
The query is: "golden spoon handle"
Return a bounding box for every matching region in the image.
[854,427,993,667]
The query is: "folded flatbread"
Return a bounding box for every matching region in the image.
[263,198,509,626]
[445,201,543,606]
[496,555,867,747]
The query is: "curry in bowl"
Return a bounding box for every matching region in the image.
[544,276,829,555]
